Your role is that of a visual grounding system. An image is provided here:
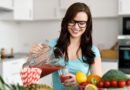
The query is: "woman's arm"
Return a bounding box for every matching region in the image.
[91,57,102,77]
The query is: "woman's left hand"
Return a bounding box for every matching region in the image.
[63,73,78,86]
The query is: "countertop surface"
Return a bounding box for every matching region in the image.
[0,53,28,62]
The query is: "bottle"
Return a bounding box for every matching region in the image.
[1,48,6,59]
[0,50,1,61]
[10,48,14,57]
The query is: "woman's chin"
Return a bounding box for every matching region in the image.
[71,34,81,38]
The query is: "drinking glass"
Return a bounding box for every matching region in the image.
[59,68,71,84]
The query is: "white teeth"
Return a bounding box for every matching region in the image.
[73,30,79,33]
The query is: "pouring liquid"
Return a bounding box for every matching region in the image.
[30,64,64,77]
[23,44,65,77]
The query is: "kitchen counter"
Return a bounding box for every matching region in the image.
[102,59,118,62]
[0,53,28,85]
[0,53,28,62]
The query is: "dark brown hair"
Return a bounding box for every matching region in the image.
[55,2,95,65]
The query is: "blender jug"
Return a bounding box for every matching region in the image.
[23,44,65,77]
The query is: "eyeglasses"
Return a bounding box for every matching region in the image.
[68,20,87,28]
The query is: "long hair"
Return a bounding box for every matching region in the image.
[55,2,95,65]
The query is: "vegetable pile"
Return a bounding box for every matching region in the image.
[76,69,130,90]
[97,69,130,88]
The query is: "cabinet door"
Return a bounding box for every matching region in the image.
[90,0,118,18]
[118,0,130,15]
[14,0,59,20]
[14,0,32,20]
[33,0,59,20]
[60,0,117,18]
[0,0,13,10]
[2,58,26,85]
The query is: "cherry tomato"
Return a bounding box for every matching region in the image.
[80,82,90,90]
[97,81,104,88]
[118,80,126,88]
[126,79,130,86]
[104,81,111,88]
[111,80,118,87]
[80,81,90,86]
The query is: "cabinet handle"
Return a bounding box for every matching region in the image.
[119,0,122,13]
[29,9,32,18]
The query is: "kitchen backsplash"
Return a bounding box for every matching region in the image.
[0,18,121,53]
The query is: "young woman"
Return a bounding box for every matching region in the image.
[30,2,102,90]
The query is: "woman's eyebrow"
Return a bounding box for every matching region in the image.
[73,19,87,22]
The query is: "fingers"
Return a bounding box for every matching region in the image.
[27,43,50,66]
[29,44,43,54]
[29,43,50,54]
[63,74,78,86]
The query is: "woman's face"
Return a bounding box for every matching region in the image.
[67,12,88,39]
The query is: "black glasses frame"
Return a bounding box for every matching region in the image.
[68,20,87,28]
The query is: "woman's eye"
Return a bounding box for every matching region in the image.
[79,22,86,25]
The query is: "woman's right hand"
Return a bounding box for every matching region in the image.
[29,43,49,56]
[27,43,50,63]
[29,44,44,55]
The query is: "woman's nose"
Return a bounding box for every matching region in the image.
[73,23,79,29]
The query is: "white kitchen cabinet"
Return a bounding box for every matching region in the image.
[0,58,27,85]
[60,0,118,18]
[118,0,130,15]
[0,0,13,10]
[90,0,118,18]
[0,0,60,20]
[14,0,60,20]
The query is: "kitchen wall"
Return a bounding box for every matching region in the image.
[0,18,121,53]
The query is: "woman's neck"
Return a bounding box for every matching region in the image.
[69,37,81,47]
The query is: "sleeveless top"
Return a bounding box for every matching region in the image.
[48,39,100,90]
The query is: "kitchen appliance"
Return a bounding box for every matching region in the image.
[123,17,130,35]
[118,35,130,74]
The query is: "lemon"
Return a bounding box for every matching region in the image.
[85,84,98,90]
[76,71,87,84]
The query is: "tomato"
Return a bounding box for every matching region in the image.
[104,81,111,88]
[97,81,104,88]
[126,79,130,86]
[111,80,118,87]
[80,81,90,86]
[118,80,126,88]
[80,82,90,90]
